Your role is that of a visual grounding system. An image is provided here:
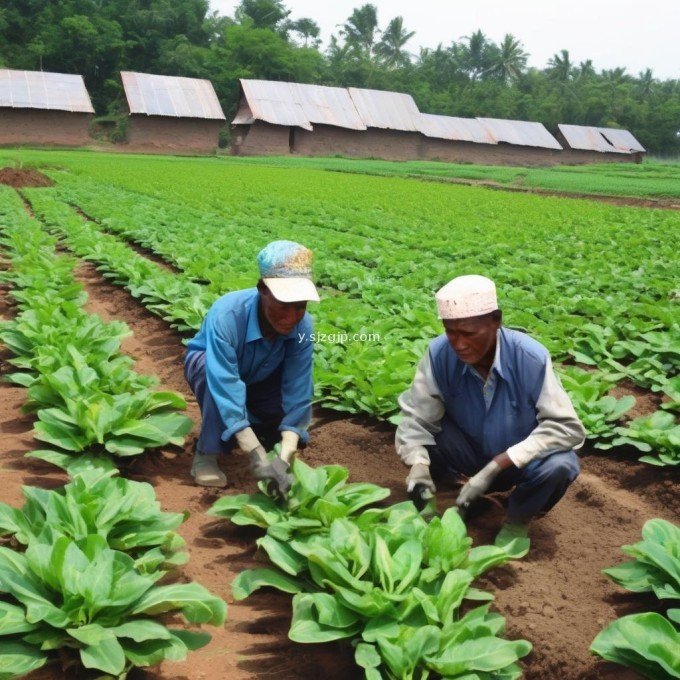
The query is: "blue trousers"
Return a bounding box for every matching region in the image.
[184,350,283,455]
[427,415,580,524]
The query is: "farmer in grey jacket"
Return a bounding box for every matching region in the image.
[396,274,584,546]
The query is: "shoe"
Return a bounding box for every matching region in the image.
[191,452,227,488]
[494,522,530,558]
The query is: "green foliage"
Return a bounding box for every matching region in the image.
[108,115,128,144]
[0,533,225,678]
[208,458,391,540]
[591,520,680,679]
[590,610,680,679]
[612,413,680,466]
[603,519,680,600]
[557,366,636,444]
[3,151,676,462]
[0,2,679,152]
[0,185,194,466]
[0,183,226,679]
[213,155,680,200]
[0,469,188,574]
[215,460,531,679]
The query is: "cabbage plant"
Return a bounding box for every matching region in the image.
[0,533,226,678]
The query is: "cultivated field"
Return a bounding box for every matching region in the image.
[0,151,678,680]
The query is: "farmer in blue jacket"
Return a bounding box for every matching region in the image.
[396,274,584,545]
[184,240,319,491]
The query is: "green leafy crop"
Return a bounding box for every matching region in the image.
[591,519,680,679]
[0,469,189,574]
[0,534,225,679]
[213,461,531,679]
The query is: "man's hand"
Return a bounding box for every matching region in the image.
[235,427,262,454]
[279,430,299,464]
[456,460,501,510]
[236,427,293,500]
[249,446,293,500]
[406,463,436,511]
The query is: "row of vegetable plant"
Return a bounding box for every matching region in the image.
[0,184,227,678]
[21,159,677,463]
[210,459,533,679]
[0,189,193,464]
[21,188,215,334]
[207,156,680,201]
[0,191,530,676]
[0,152,676,680]
[49,170,679,393]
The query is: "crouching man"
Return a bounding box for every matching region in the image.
[396,274,585,546]
[184,240,319,494]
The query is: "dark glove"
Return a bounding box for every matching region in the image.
[249,446,293,500]
[406,463,436,511]
[456,460,501,511]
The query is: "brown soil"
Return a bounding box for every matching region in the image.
[0,167,54,188]
[1,257,678,680]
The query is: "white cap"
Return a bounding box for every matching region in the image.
[435,275,498,319]
[262,277,319,303]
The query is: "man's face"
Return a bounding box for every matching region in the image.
[443,314,501,368]
[259,285,307,336]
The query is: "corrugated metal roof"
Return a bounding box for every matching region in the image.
[597,127,646,153]
[236,80,420,132]
[121,71,225,120]
[557,124,645,153]
[348,87,421,131]
[293,82,366,130]
[478,118,563,150]
[0,69,94,113]
[234,79,647,155]
[418,113,496,144]
[235,80,309,129]
[558,124,619,152]
[234,80,365,131]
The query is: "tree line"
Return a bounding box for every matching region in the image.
[1,0,678,154]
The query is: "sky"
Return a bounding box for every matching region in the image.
[209,0,679,81]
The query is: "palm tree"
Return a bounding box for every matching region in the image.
[375,16,415,68]
[576,59,595,80]
[325,34,353,85]
[459,29,491,81]
[487,33,528,83]
[547,49,573,82]
[339,3,380,59]
[416,44,462,90]
[637,68,656,100]
[602,66,629,84]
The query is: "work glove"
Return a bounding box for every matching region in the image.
[248,447,293,500]
[236,428,293,500]
[279,430,300,465]
[406,463,436,511]
[456,460,501,511]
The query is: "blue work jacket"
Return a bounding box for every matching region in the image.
[186,288,314,442]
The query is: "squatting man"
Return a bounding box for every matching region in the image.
[396,274,585,546]
[184,240,319,493]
